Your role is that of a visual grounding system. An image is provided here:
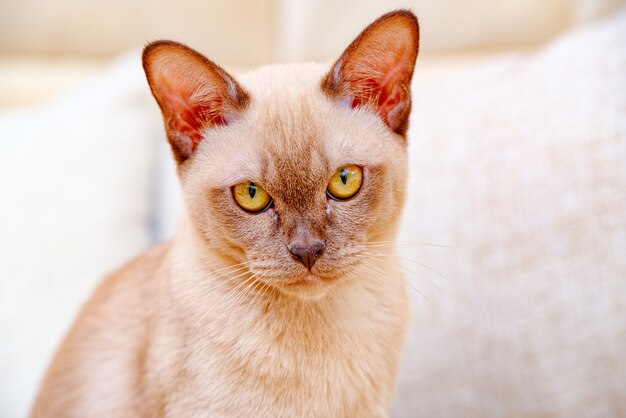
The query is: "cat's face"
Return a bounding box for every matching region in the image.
[143,11,419,298]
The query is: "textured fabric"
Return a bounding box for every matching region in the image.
[0,52,160,418]
[393,9,626,417]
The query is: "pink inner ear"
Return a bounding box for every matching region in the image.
[379,82,409,132]
[143,41,250,163]
[161,78,229,154]
[347,53,411,132]
[323,12,418,135]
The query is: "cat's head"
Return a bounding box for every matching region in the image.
[143,11,419,299]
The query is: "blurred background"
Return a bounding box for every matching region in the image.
[1,0,625,107]
[1,1,625,417]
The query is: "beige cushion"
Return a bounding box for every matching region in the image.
[0,52,160,418]
[393,9,626,417]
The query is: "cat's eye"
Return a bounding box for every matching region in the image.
[327,165,363,200]
[233,182,272,213]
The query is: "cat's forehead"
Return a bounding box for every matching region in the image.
[195,63,400,188]
[241,62,395,160]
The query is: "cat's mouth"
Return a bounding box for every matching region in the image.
[278,272,339,299]
[284,272,327,287]
[246,251,360,298]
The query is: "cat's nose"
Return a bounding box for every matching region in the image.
[289,240,325,270]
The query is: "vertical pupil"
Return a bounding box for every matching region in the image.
[248,183,256,199]
[340,168,348,185]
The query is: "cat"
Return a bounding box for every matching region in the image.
[30,10,419,418]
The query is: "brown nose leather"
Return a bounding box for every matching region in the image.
[289,240,325,270]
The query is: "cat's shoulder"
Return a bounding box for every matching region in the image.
[30,244,171,417]
[111,242,170,284]
[77,242,171,321]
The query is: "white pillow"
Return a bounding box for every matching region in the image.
[0,51,161,418]
[393,9,626,416]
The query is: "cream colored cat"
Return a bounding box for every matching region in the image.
[31,10,419,418]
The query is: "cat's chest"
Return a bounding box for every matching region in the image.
[170,337,388,417]
[165,297,403,417]
[202,309,387,381]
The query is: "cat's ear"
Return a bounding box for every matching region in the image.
[321,10,419,135]
[142,41,249,163]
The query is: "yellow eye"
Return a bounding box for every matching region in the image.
[327,165,363,200]
[233,182,272,213]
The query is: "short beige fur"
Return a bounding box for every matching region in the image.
[31,11,419,418]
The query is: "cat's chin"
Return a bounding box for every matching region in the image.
[278,273,335,300]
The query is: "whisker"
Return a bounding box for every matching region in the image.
[222,273,255,301]
[206,260,254,276]
[352,261,429,301]
[359,261,429,300]
[231,273,262,311]
[197,267,256,299]
[365,240,454,248]
[355,253,445,292]
[345,268,367,295]
[353,266,429,302]
[249,278,272,309]
[145,263,252,314]
[361,251,453,286]
[209,260,252,278]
